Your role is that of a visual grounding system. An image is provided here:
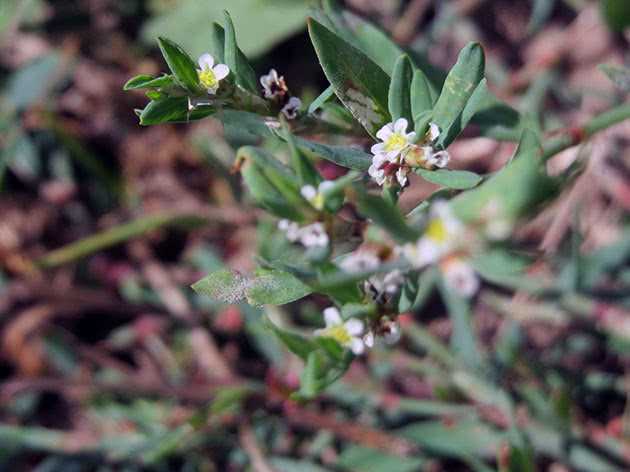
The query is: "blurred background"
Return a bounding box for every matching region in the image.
[1,0,629,471]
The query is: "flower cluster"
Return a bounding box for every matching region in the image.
[402,201,480,298]
[259,69,302,120]
[278,219,329,248]
[339,250,403,304]
[368,119,451,187]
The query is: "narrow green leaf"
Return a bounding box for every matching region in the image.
[437,277,484,370]
[415,168,482,190]
[388,55,414,123]
[432,42,485,146]
[308,18,391,137]
[283,125,320,187]
[451,129,556,222]
[123,74,175,90]
[308,85,335,114]
[265,318,318,361]
[209,22,226,63]
[223,11,258,94]
[191,269,248,304]
[139,97,215,125]
[292,136,372,171]
[157,37,200,93]
[355,191,420,243]
[440,78,489,146]
[411,69,434,124]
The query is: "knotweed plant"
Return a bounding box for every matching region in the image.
[125,7,630,400]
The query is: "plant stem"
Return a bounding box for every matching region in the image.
[37,213,207,268]
[542,103,630,161]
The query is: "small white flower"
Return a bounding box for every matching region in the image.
[197,53,229,95]
[281,96,301,119]
[260,68,287,99]
[339,251,380,273]
[402,200,463,268]
[278,219,300,242]
[368,153,389,186]
[300,181,335,210]
[425,149,450,169]
[480,200,512,240]
[441,258,480,298]
[382,318,402,345]
[395,166,410,187]
[279,220,329,248]
[371,118,416,161]
[315,307,366,355]
[363,331,374,349]
[299,222,329,248]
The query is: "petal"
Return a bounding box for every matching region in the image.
[323,307,342,326]
[363,331,374,348]
[198,53,214,70]
[350,338,365,355]
[428,122,440,141]
[376,123,393,141]
[213,64,230,80]
[394,118,408,134]
[405,131,417,142]
[370,143,386,155]
[344,318,364,336]
[300,185,317,200]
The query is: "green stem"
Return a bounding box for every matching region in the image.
[37,213,207,268]
[542,103,630,161]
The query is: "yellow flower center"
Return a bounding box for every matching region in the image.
[425,218,448,243]
[198,69,217,89]
[323,325,351,345]
[384,133,407,152]
[312,193,325,211]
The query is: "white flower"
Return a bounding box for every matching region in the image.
[300,181,335,210]
[441,258,480,298]
[197,53,229,95]
[395,166,410,187]
[339,251,381,273]
[278,220,328,247]
[278,219,300,242]
[425,149,450,169]
[382,318,402,345]
[480,200,512,240]
[371,118,416,161]
[315,307,366,355]
[402,200,463,268]
[368,153,389,186]
[299,222,328,248]
[281,96,301,119]
[260,68,287,99]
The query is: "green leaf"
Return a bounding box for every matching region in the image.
[298,351,325,398]
[308,18,391,137]
[283,126,320,187]
[192,267,311,307]
[600,0,630,32]
[6,53,62,109]
[388,55,414,123]
[123,74,175,90]
[292,136,372,171]
[437,277,484,371]
[415,168,482,190]
[238,146,309,221]
[222,11,258,94]
[248,268,312,305]
[308,85,336,114]
[139,97,215,125]
[440,78,490,146]
[432,42,485,147]
[451,129,555,222]
[157,37,200,93]
[337,445,426,472]
[355,190,420,243]
[264,318,318,361]
[410,69,434,125]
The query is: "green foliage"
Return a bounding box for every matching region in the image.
[157,37,201,93]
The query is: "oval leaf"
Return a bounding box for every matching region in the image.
[388,54,414,123]
[157,37,200,93]
[308,18,391,137]
[416,168,483,190]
